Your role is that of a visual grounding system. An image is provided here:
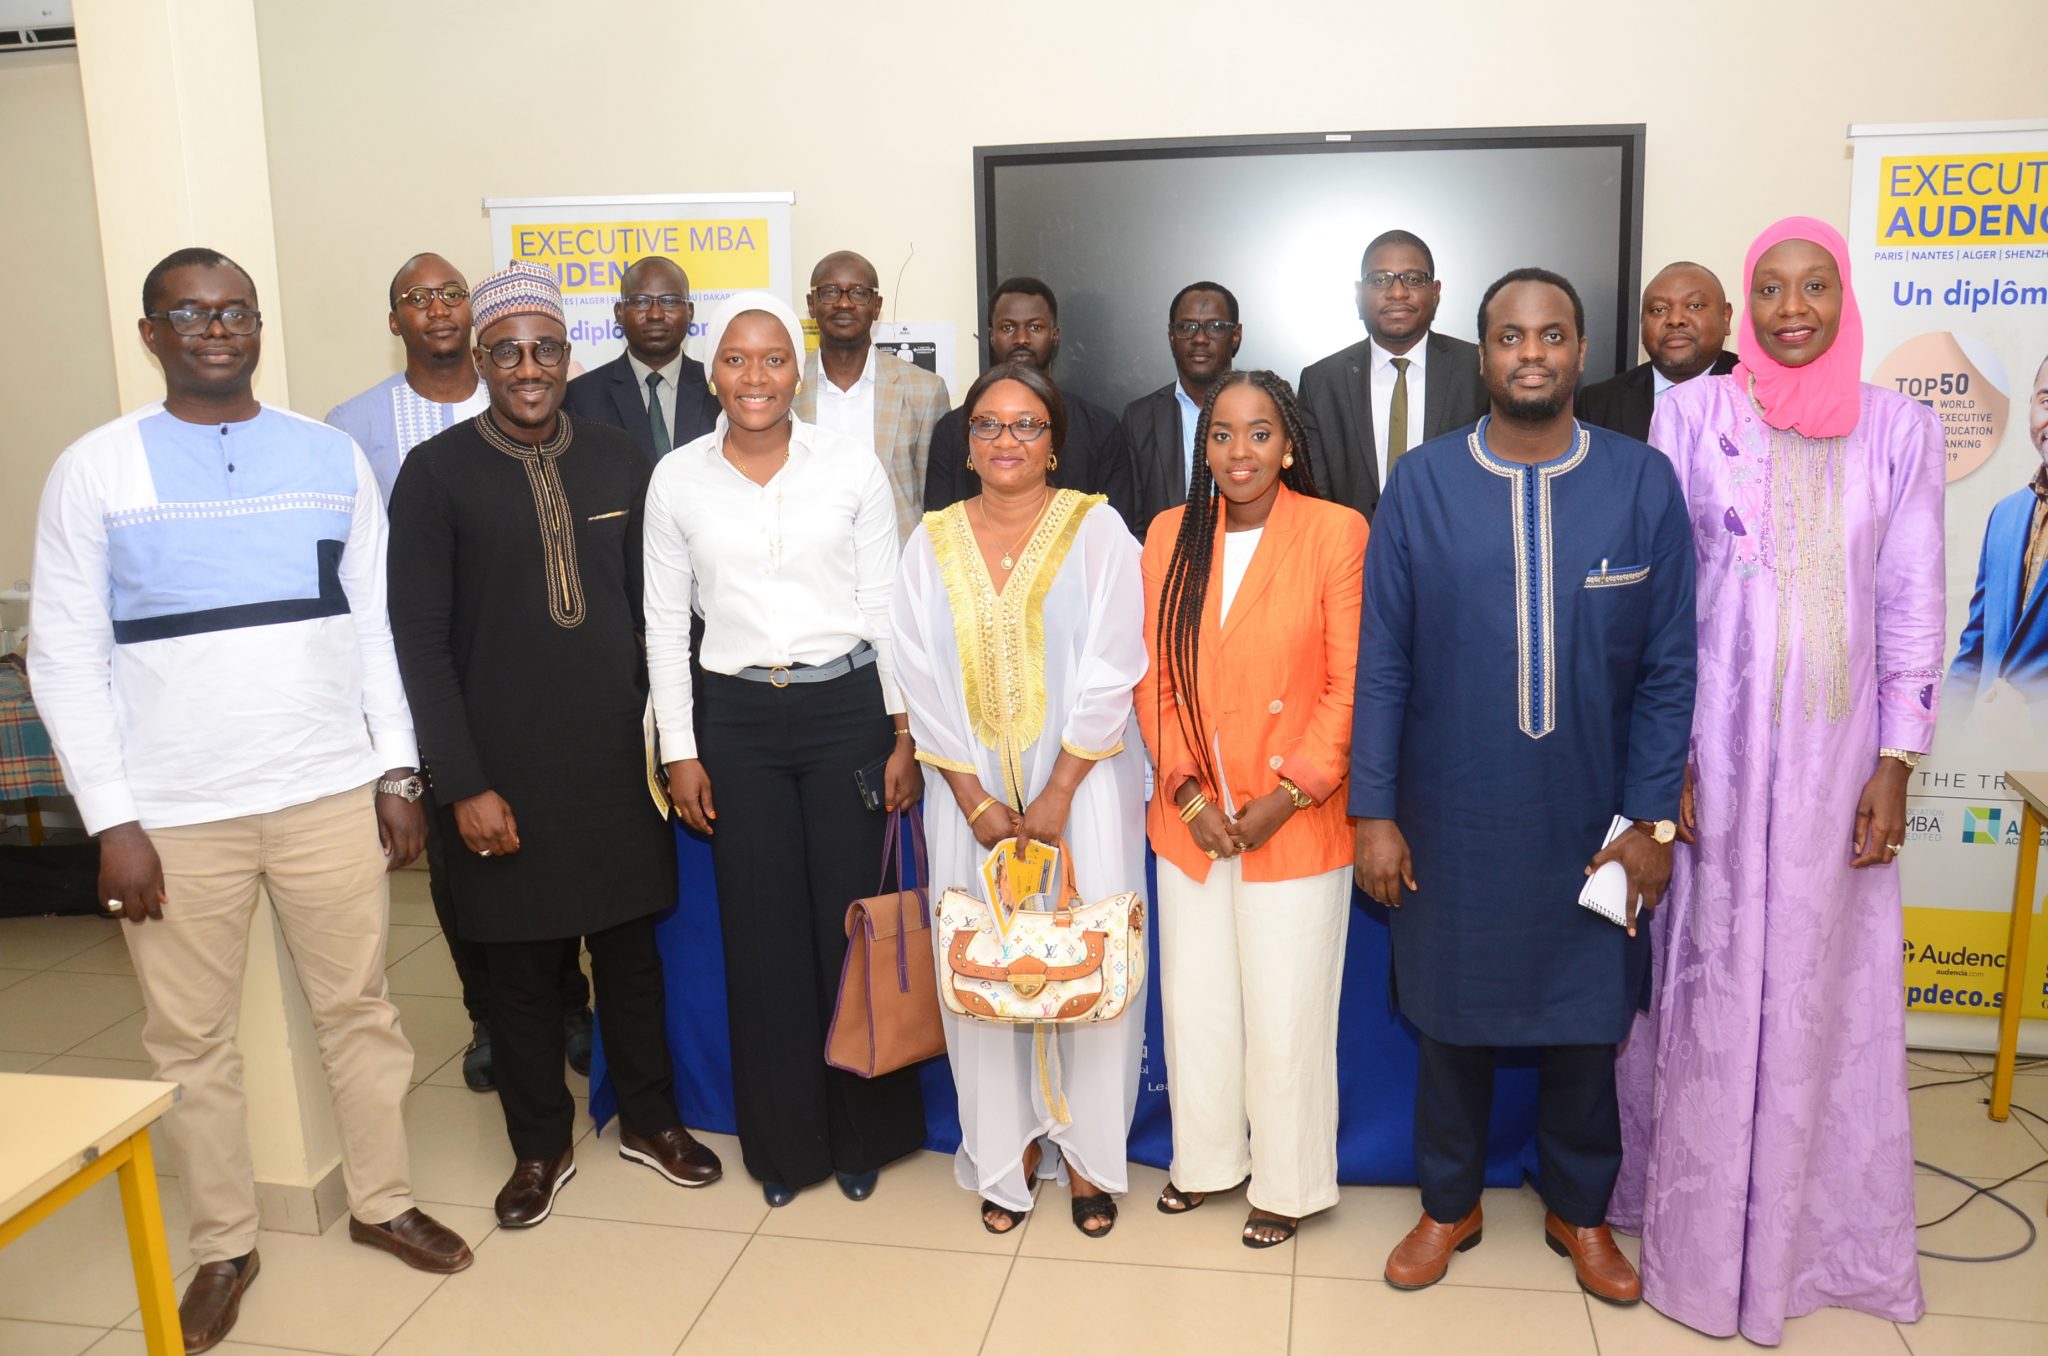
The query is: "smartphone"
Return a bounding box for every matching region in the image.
[854,753,890,811]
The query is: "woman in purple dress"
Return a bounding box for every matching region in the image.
[1611,216,1945,1344]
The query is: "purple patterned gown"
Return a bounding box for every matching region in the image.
[1610,374,1945,1344]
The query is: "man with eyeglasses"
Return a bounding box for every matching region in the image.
[562,255,717,460]
[922,276,1138,528]
[327,252,596,1096]
[32,246,474,1351]
[796,250,950,541]
[1298,230,1487,521]
[386,261,721,1230]
[1126,281,1243,532]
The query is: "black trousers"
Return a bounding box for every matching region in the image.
[699,662,926,1186]
[1413,1034,1620,1228]
[485,913,677,1160]
[424,800,589,1025]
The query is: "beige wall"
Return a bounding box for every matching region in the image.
[251,0,2043,424]
[0,51,117,587]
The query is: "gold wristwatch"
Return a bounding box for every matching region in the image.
[1878,747,1922,769]
[1634,818,1677,844]
[1278,777,1314,810]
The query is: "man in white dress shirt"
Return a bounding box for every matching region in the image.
[1297,230,1489,522]
[30,246,471,1353]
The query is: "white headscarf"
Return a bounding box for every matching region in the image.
[700,290,806,366]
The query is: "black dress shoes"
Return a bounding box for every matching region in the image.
[179,1250,258,1354]
[495,1147,576,1227]
[762,1181,797,1207]
[618,1125,722,1187]
[348,1207,474,1273]
[836,1169,879,1201]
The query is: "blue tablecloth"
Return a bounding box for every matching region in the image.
[592,822,1546,1189]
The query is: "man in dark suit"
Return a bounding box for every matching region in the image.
[1575,261,1738,443]
[562,256,717,459]
[923,276,1137,527]
[1126,281,1242,534]
[1298,230,1488,521]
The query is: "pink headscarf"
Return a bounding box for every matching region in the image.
[1731,215,1864,439]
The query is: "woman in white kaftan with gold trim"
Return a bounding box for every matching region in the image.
[890,362,1149,1237]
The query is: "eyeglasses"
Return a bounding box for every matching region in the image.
[481,337,568,369]
[811,284,877,304]
[1364,270,1434,291]
[622,293,689,314]
[397,284,470,310]
[1170,319,1238,338]
[967,417,1051,443]
[149,307,262,336]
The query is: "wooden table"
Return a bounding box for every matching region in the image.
[0,1073,182,1353]
[1990,769,2048,1121]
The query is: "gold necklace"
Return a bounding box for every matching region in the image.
[976,488,1053,572]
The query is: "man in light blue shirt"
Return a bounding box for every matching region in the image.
[1127,281,1242,534]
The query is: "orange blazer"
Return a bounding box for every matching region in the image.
[1137,486,1368,884]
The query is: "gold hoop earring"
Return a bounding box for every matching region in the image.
[965,454,975,470]
[1047,453,1059,471]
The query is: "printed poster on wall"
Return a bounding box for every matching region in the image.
[483,193,795,374]
[1846,120,2048,1021]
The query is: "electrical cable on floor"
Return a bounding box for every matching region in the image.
[1908,1056,2046,1263]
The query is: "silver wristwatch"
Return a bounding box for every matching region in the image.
[377,774,425,803]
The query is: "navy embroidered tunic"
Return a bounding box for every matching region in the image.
[1349,419,1697,1046]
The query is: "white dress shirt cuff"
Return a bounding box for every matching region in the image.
[74,778,141,837]
[658,723,699,764]
[370,728,420,773]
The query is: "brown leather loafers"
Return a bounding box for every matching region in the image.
[348,1207,474,1273]
[1383,1205,1483,1290]
[179,1250,258,1354]
[495,1147,577,1227]
[618,1125,722,1187]
[1544,1212,1641,1305]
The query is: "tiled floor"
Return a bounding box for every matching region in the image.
[3,876,2047,1354]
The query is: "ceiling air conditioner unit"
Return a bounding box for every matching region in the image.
[0,0,74,52]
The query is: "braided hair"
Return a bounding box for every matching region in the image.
[1154,369,1322,801]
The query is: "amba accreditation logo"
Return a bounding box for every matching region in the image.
[1961,806,2003,844]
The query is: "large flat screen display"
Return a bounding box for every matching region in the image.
[974,125,1645,416]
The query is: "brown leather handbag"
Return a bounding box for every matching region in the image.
[825,808,945,1077]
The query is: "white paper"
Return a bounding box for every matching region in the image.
[1577,815,1634,928]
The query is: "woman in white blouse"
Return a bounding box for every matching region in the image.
[889,361,1148,1238]
[643,291,925,1207]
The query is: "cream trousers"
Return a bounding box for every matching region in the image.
[122,783,416,1262]
[1156,856,1352,1217]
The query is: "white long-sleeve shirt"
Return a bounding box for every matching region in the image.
[29,402,416,833]
[643,414,904,762]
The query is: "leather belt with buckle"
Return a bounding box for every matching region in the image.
[736,640,876,686]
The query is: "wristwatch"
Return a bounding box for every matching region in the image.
[1878,747,1922,769]
[377,774,425,803]
[1634,818,1677,845]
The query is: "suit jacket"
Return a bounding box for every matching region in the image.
[1575,350,1740,444]
[561,351,718,461]
[923,385,1137,530]
[1135,486,1369,884]
[1296,330,1487,522]
[796,347,950,543]
[1125,381,1190,535]
[1951,481,2048,701]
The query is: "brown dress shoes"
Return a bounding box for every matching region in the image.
[1544,1212,1641,1304]
[179,1250,258,1354]
[495,1147,577,1227]
[618,1125,723,1187]
[348,1207,474,1273]
[1383,1205,1483,1289]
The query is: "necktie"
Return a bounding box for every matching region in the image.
[1385,356,1412,475]
[646,370,671,457]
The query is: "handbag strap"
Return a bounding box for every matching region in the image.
[876,806,930,996]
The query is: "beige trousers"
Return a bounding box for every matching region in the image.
[1157,857,1352,1217]
[122,782,416,1262]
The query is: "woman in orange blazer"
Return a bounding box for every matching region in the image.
[1136,369,1368,1249]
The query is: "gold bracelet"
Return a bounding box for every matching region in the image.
[1178,793,1210,824]
[893,723,911,736]
[1277,777,1314,810]
[966,796,999,825]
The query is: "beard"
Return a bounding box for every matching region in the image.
[1498,386,1571,421]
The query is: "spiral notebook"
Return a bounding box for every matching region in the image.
[1577,816,1635,928]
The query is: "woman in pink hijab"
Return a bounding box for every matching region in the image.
[1610,217,1945,1344]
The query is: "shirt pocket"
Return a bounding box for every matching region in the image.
[1583,562,1650,590]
